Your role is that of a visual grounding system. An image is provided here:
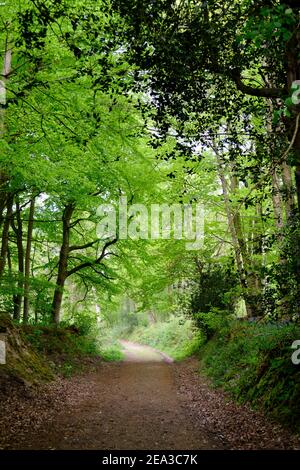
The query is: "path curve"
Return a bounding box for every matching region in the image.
[120,340,173,363]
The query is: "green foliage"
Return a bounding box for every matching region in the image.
[199,320,300,433]
[194,308,231,340]
[190,261,238,315]
[95,318,127,362]
[1,1,300,439]
[272,217,300,318]
[99,342,124,362]
[62,310,98,337]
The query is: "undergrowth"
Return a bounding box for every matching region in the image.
[197,312,300,433]
[22,321,101,376]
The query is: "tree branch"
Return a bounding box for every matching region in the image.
[66,238,117,278]
[69,239,99,252]
[232,70,287,99]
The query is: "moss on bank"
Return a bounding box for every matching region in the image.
[0,314,53,388]
[198,320,300,433]
[22,323,102,376]
[0,314,102,387]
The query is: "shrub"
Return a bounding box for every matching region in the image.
[194,308,230,340]
[190,261,238,315]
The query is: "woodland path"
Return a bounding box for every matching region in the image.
[33,345,221,450]
[1,344,300,450]
[0,343,221,450]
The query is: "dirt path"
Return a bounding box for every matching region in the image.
[43,362,220,450]
[120,340,173,363]
[1,346,300,450]
[0,345,222,450]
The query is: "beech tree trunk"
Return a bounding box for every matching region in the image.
[0,47,12,224]
[51,203,74,325]
[23,198,35,323]
[281,161,295,219]
[0,194,13,278]
[230,174,251,267]
[214,153,255,315]
[266,99,285,230]
[271,168,284,230]
[229,171,261,315]
[12,198,24,321]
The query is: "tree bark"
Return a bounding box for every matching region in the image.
[271,168,284,230]
[0,46,12,225]
[229,171,261,315]
[0,194,13,278]
[230,174,251,266]
[214,153,254,315]
[51,203,75,325]
[266,99,285,230]
[281,161,295,219]
[23,198,35,323]
[11,198,24,321]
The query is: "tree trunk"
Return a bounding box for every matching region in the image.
[230,174,251,266]
[229,172,261,315]
[0,194,13,278]
[51,203,74,325]
[281,161,295,219]
[266,99,285,230]
[214,153,254,315]
[271,168,284,230]
[0,46,12,224]
[23,198,35,323]
[12,198,24,321]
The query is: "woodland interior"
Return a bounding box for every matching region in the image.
[1,0,300,454]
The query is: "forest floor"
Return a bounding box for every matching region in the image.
[1,343,300,450]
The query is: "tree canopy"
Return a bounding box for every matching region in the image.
[1,0,300,326]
